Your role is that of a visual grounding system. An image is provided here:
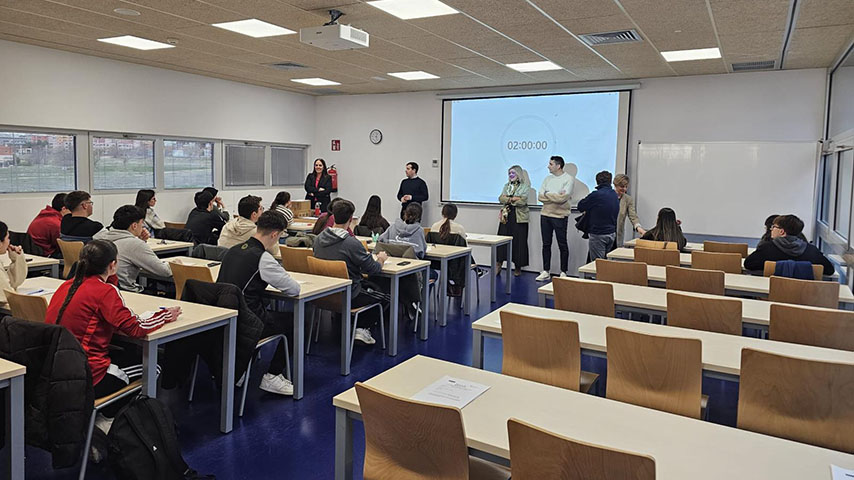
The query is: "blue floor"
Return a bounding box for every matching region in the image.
[26,270,739,479]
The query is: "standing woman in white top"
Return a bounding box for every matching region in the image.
[135,189,164,235]
[0,221,28,306]
[536,155,573,281]
[430,203,466,240]
[613,174,645,247]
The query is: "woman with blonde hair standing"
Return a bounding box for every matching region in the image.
[496,165,530,276]
[613,174,645,247]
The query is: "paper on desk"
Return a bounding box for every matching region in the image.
[411,375,490,409]
[20,287,55,296]
[832,465,854,480]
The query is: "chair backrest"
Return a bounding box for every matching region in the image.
[552,277,614,317]
[56,239,84,279]
[164,221,186,230]
[763,260,823,281]
[355,382,470,480]
[595,259,648,286]
[4,289,48,322]
[279,245,313,273]
[768,275,839,308]
[769,303,854,351]
[191,243,230,261]
[666,292,742,335]
[665,265,725,296]
[306,256,349,311]
[423,227,431,238]
[691,251,742,274]
[703,240,748,258]
[500,310,581,391]
[374,242,416,259]
[635,239,678,250]
[633,247,680,267]
[507,418,656,480]
[170,263,214,300]
[9,231,43,256]
[738,348,854,453]
[606,326,703,418]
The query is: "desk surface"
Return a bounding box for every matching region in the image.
[287,222,315,232]
[333,355,854,478]
[146,238,194,253]
[473,303,854,376]
[608,247,707,266]
[425,244,472,258]
[0,253,59,269]
[0,358,26,382]
[465,234,512,245]
[624,238,757,255]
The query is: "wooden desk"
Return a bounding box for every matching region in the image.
[471,303,854,377]
[578,260,854,307]
[0,359,25,479]
[465,233,512,302]
[11,276,239,433]
[624,238,756,255]
[425,244,473,326]
[1,253,60,278]
[146,238,194,257]
[287,222,315,234]
[333,355,854,480]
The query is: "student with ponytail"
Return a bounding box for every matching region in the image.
[430,203,466,241]
[45,240,180,430]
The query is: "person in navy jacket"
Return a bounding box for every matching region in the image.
[577,171,620,261]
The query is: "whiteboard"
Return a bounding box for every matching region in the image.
[635,142,819,238]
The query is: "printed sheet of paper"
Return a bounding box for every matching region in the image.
[20,287,55,296]
[832,465,854,480]
[411,375,490,409]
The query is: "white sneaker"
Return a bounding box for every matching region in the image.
[259,373,293,396]
[535,271,551,282]
[559,272,568,278]
[354,328,376,345]
[94,413,114,435]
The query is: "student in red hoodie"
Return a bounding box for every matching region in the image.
[45,239,180,431]
[26,192,68,257]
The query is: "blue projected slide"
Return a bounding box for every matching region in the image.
[444,92,621,204]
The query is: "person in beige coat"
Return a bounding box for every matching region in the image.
[0,221,28,306]
[218,195,279,256]
[613,174,646,247]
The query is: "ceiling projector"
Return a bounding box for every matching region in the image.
[299,9,369,50]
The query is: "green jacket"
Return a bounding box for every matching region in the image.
[499,182,530,223]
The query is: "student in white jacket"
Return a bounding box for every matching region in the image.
[536,156,574,281]
[0,221,27,306]
[218,195,279,257]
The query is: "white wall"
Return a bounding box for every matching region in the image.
[0,40,315,231]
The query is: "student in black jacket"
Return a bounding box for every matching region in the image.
[60,190,104,239]
[304,158,333,213]
[396,162,428,217]
[744,214,833,275]
[577,171,620,260]
[185,190,225,245]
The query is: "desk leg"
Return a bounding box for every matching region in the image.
[50,264,59,278]
[293,300,305,400]
[389,274,399,356]
[142,340,158,397]
[538,293,546,307]
[335,407,354,480]
[420,267,429,341]
[6,376,24,480]
[186,246,193,256]
[220,316,236,433]
[505,239,512,295]
[464,252,472,316]
[440,258,448,327]
[341,287,352,376]
[489,244,497,303]
[472,330,483,369]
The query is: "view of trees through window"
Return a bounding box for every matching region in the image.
[164,140,214,189]
[92,137,155,190]
[0,131,76,193]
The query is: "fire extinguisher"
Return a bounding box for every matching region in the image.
[314,202,321,217]
[328,164,338,191]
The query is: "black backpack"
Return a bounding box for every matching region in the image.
[108,396,214,480]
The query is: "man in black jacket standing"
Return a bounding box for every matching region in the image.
[577,171,620,261]
[396,162,428,217]
[744,214,834,275]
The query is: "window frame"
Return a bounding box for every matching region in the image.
[0,126,82,195]
[834,149,854,240]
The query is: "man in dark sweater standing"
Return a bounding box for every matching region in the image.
[744,214,833,275]
[577,171,620,261]
[396,162,428,217]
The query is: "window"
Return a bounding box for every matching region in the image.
[271,146,306,186]
[225,145,265,186]
[92,137,154,190]
[0,131,76,193]
[820,154,834,223]
[164,140,214,189]
[837,150,854,239]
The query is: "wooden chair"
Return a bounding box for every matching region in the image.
[500,311,599,394]
[552,277,614,317]
[355,382,511,480]
[763,260,823,280]
[633,247,679,267]
[280,245,313,273]
[595,259,648,286]
[769,303,854,351]
[4,289,48,322]
[738,348,854,453]
[170,263,214,300]
[635,239,678,250]
[666,292,742,335]
[691,251,742,274]
[768,275,839,309]
[164,221,186,230]
[606,327,705,419]
[507,418,656,480]
[665,265,724,296]
[703,240,748,258]
[56,238,83,279]
[423,227,431,238]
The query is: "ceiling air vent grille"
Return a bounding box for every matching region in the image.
[732,60,775,71]
[267,62,308,71]
[579,29,642,46]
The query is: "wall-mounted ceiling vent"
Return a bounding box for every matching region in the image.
[731,60,775,71]
[267,62,308,71]
[579,29,642,46]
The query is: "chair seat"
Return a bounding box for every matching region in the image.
[580,370,599,394]
[469,455,511,480]
[351,303,382,314]
[94,380,142,408]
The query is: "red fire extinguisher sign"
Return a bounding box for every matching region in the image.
[331,139,340,151]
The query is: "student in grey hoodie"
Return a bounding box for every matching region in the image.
[94,205,173,292]
[218,195,278,256]
[744,214,833,275]
[378,203,427,259]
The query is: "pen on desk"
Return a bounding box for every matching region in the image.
[28,289,44,295]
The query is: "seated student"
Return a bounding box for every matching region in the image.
[186,190,226,245]
[217,211,300,396]
[430,203,466,241]
[135,189,164,235]
[203,187,230,223]
[757,213,806,247]
[27,192,68,257]
[270,191,294,225]
[218,195,278,256]
[745,214,833,275]
[313,199,389,345]
[94,206,173,293]
[45,240,179,430]
[312,197,353,236]
[0,221,28,306]
[60,190,104,240]
[640,207,687,251]
[357,195,390,235]
[380,203,428,259]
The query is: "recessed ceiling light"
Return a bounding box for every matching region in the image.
[212,19,295,38]
[366,0,458,19]
[661,47,721,62]
[97,35,174,50]
[291,78,341,86]
[505,60,562,72]
[113,8,141,16]
[388,71,439,80]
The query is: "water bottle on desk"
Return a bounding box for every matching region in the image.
[314,203,321,217]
